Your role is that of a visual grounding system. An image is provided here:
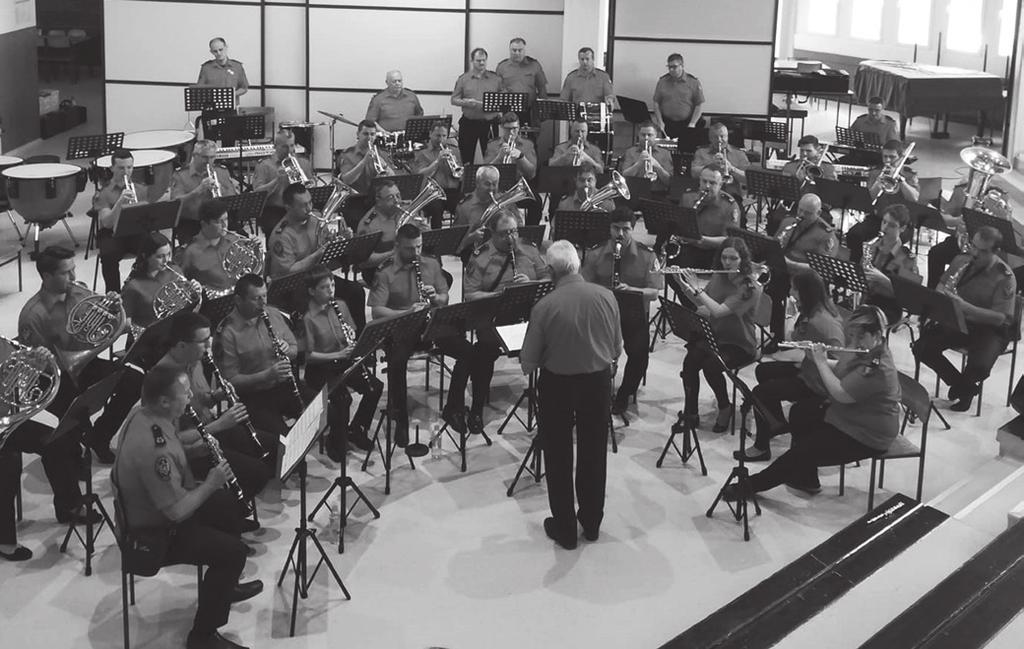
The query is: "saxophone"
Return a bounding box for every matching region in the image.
[777,219,799,250]
[259,310,302,405]
[203,351,269,461]
[612,240,622,288]
[185,405,255,517]
[944,259,970,297]
[862,235,879,272]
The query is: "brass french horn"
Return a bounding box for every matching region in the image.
[0,337,61,451]
[60,285,127,378]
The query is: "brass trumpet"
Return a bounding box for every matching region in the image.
[500,132,517,164]
[643,140,658,182]
[370,143,397,176]
[440,141,464,179]
[206,164,222,198]
[282,154,311,186]
[122,178,138,205]
[571,130,586,166]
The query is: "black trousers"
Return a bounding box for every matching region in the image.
[193,423,275,499]
[0,421,83,544]
[458,117,495,165]
[97,229,144,293]
[764,270,789,344]
[161,489,247,634]
[239,383,306,449]
[913,322,1010,392]
[748,400,883,493]
[49,360,142,451]
[663,117,704,138]
[538,368,611,539]
[681,342,753,413]
[305,360,384,443]
[617,316,650,400]
[387,335,473,423]
[750,362,823,451]
[470,335,504,418]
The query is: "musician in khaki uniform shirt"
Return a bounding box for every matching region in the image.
[412,121,462,229]
[556,164,615,213]
[691,122,749,198]
[581,208,662,415]
[549,119,605,172]
[862,204,922,325]
[169,140,237,241]
[675,163,740,270]
[780,135,837,185]
[180,201,245,295]
[336,120,380,230]
[93,148,147,293]
[454,165,504,256]
[620,122,674,194]
[483,112,538,180]
[847,139,919,265]
[197,37,249,99]
[914,226,1017,411]
[251,129,313,236]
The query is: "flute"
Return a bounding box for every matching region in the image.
[655,267,738,275]
[185,405,255,517]
[778,341,871,354]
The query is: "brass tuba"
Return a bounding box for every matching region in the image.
[320,177,357,220]
[282,154,311,186]
[0,338,61,451]
[153,264,203,320]
[480,177,536,230]
[60,286,127,378]
[961,145,1012,218]
[581,170,631,211]
[396,177,445,229]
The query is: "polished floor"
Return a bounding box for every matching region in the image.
[1,87,1023,648]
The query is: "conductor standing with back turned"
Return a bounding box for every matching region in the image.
[520,241,622,550]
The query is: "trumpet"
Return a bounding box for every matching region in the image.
[877,141,915,195]
[571,130,586,166]
[206,164,222,198]
[778,340,872,354]
[153,264,202,320]
[185,405,255,517]
[122,177,138,205]
[643,139,658,182]
[203,351,269,461]
[715,137,733,184]
[440,141,464,179]
[500,132,517,164]
[282,153,310,186]
[370,142,397,176]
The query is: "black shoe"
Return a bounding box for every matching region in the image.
[230,579,264,603]
[393,420,409,448]
[442,405,468,436]
[85,432,115,465]
[576,514,599,542]
[678,411,699,428]
[467,412,485,436]
[186,630,249,649]
[326,439,345,463]
[543,517,577,550]
[785,480,821,495]
[950,383,980,412]
[721,484,746,502]
[611,394,628,416]
[733,447,771,462]
[947,384,963,402]
[349,429,373,452]
[56,505,102,525]
[244,544,257,558]
[0,546,32,561]
[712,405,732,433]
[239,518,260,534]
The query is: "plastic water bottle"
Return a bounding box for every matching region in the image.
[430,420,442,459]
[326,505,340,543]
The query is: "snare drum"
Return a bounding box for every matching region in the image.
[3,163,85,224]
[96,149,176,203]
[123,129,196,167]
[0,155,23,204]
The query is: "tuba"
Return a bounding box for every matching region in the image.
[480,177,537,230]
[961,145,1012,218]
[60,286,127,378]
[581,170,631,211]
[0,338,61,451]
[396,177,445,229]
[282,154,311,186]
[878,142,916,194]
[153,264,203,320]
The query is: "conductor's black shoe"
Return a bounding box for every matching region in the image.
[467,412,485,436]
[239,518,260,534]
[785,480,821,495]
[733,447,771,462]
[0,545,32,561]
[394,421,409,448]
[576,514,599,542]
[442,405,468,436]
[947,384,963,402]
[186,630,249,649]
[56,505,102,525]
[543,517,577,550]
[230,579,264,603]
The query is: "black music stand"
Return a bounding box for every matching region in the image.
[641,200,700,351]
[807,251,867,296]
[267,269,312,317]
[420,226,469,259]
[726,226,786,269]
[553,210,610,250]
[517,224,545,248]
[359,309,432,495]
[483,92,527,115]
[405,116,452,144]
[199,293,235,327]
[536,165,580,197]
[121,309,181,372]
[371,174,422,200]
[906,202,949,255]
[67,133,124,161]
[461,164,518,193]
[815,178,873,231]
[276,389,351,638]
[115,200,182,238]
[216,190,268,236]
[963,207,1024,257]
[892,276,967,335]
[184,86,234,113]
[52,370,124,576]
[655,297,708,475]
[308,185,334,212]
[221,113,265,149]
[321,231,383,271]
[835,125,881,150]
[746,169,801,226]
[677,127,711,154]
[536,99,576,123]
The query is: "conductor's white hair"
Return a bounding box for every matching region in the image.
[546,240,580,275]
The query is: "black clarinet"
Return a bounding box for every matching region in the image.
[185,405,254,517]
[259,309,303,405]
[328,299,373,383]
[203,351,269,461]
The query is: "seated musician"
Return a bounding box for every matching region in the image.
[464,211,550,432]
[336,119,382,231]
[168,139,237,242]
[927,183,1018,289]
[690,122,749,199]
[154,311,273,498]
[580,207,662,416]
[180,200,253,297]
[369,224,482,445]
[781,135,837,185]
[216,274,302,439]
[675,237,763,432]
[302,265,381,459]
[736,270,844,462]
[365,69,424,134]
[411,120,463,229]
[724,305,900,500]
[619,121,673,196]
[850,97,899,147]
[18,246,141,464]
[484,112,540,225]
[356,179,428,285]
[454,165,503,257]
[556,164,615,213]
[846,139,919,264]
[123,232,200,331]
[862,204,922,325]
[547,118,605,216]
[251,129,313,237]
[112,365,262,649]
[676,162,740,270]
[914,225,1016,411]
[94,148,146,293]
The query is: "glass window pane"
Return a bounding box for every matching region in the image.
[850,0,884,40]
[999,0,1016,56]
[807,0,839,35]
[897,0,930,45]
[947,0,983,53]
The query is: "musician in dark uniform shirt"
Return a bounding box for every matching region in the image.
[675,162,740,269]
[581,207,662,416]
[914,226,1017,411]
[846,139,919,264]
[850,97,899,146]
[251,130,314,237]
[691,122,749,199]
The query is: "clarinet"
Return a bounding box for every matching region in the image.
[185,405,254,517]
[412,255,431,305]
[612,240,622,288]
[203,351,269,461]
[259,310,303,405]
[328,299,373,383]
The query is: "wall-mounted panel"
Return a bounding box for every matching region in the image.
[310,0,463,9]
[469,0,563,11]
[614,0,775,42]
[106,84,191,133]
[612,41,772,116]
[308,8,465,92]
[468,11,564,92]
[264,4,305,88]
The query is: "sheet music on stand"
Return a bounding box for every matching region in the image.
[308,185,334,212]
[422,295,500,343]
[405,116,452,144]
[66,133,125,161]
[553,210,611,249]
[639,200,701,240]
[726,226,786,268]
[184,86,235,113]
[321,231,383,270]
[746,169,801,204]
[963,207,1024,257]
[461,164,518,193]
[267,269,311,315]
[279,388,328,481]
[536,166,580,196]
[892,276,967,334]
[216,191,268,231]
[222,113,266,147]
[493,281,556,326]
[536,99,576,123]
[372,174,422,200]
[115,200,182,238]
[420,226,469,258]
[483,92,528,114]
[495,322,529,355]
[814,178,873,214]
[835,126,881,150]
[806,251,867,293]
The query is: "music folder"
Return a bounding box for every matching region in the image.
[115,200,182,238]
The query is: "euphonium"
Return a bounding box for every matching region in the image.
[206,164,222,198]
[878,141,916,194]
[571,131,586,166]
[944,259,969,297]
[60,286,127,378]
[480,177,536,230]
[500,132,517,164]
[282,153,310,185]
[0,338,61,451]
[396,177,445,229]
[440,141,464,179]
[581,170,631,211]
[643,139,657,182]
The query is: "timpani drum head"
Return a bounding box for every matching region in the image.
[122,129,195,150]
[95,149,177,169]
[2,163,81,179]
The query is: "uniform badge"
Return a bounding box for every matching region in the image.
[272,241,285,256]
[155,455,172,481]
[151,424,166,447]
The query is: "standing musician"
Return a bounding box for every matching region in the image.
[365,69,424,133]
[302,266,381,459]
[653,53,705,137]
[154,312,273,498]
[94,148,146,293]
[559,47,615,109]
[122,232,200,331]
[251,129,313,237]
[736,270,844,462]
[169,139,237,242]
[356,179,427,284]
[846,139,919,264]
[723,305,901,501]
[691,122,749,199]
[619,121,673,196]
[463,211,551,433]
[850,97,899,147]
[676,162,740,270]
[18,246,141,464]
[451,47,502,164]
[336,119,381,231]
[216,274,302,440]
[781,135,837,186]
[675,237,763,432]
[180,200,250,297]
[112,366,262,649]
[197,37,248,101]
[862,204,922,325]
[557,164,615,213]
[495,37,549,126]
[520,240,621,549]
[412,120,463,229]
[581,208,662,416]
[454,165,506,258]
[914,225,1016,411]
[368,224,482,445]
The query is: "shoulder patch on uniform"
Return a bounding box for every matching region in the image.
[151,424,166,447]
[719,192,736,203]
[155,455,172,481]
[272,240,285,256]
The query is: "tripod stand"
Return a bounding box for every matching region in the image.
[60,443,115,576]
[656,410,707,474]
[706,390,763,541]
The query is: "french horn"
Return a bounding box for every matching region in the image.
[0,337,61,451]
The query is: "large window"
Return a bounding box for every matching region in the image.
[850,0,884,40]
[806,0,839,35]
[897,0,930,45]
[999,0,1017,57]
[946,0,983,53]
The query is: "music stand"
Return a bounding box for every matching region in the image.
[654,297,708,476]
[963,208,1024,257]
[483,92,527,115]
[536,165,580,197]
[405,116,451,144]
[121,311,182,372]
[461,164,518,193]
[371,174,422,200]
[892,276,967,335]
[553,210,610,250]
[746,169,801,221]
[51,370,124,575]
[115,200,182,238]
[199,293,235,327]
[726,226,786,269]
[677,128,710,154]
[807,251,867,295]
[321,231,383,271]
[835,125,881,150]
[222,113,265,152]
[536,99,576,123]
[641,200,699,350]
[906,202,948,255]
[267,269,311,317]
[517,225,545,248]
[276,388,351,638]
[621,176,652,206]
[216,191,268,236]
[420,226,469,259]
[67,133,124,161]
[184,86,234,113]
[308,185,334,212]
[815,178,873,231]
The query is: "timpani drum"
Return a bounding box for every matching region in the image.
[96,149,176,203]
[0,155,23,205]
[3,163,85,224]
[123,129,196,167]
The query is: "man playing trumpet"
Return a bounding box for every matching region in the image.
[169,139,237,242]
[252,129,313,237]
[412,120,463,229]
[691,122,748,200]
[619,122,673,196]
[94,148,146,293]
